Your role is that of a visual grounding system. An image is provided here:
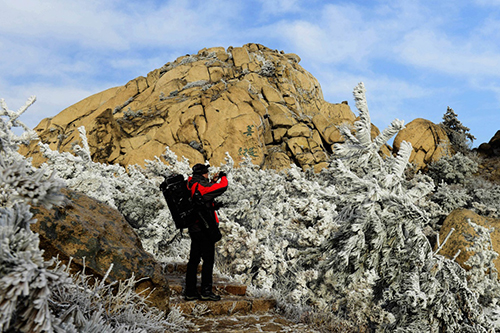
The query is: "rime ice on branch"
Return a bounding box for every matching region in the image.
[0,97,38,154]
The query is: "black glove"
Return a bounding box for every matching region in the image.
[218,171,227,178]
[213,201,224,210]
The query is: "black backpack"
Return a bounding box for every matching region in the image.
[159,174,201,229]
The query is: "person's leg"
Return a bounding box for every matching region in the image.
[185,232,202,300]
[200,237,215,291]
[199,237,220,301]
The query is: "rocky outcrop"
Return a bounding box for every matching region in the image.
[19,44,363,172]
[436,208,500,274]
[393,118,451,170]
[476,130,500,157]
[475,130,500,183]
[30,188,170,312]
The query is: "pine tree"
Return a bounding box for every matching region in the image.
[442,106,476,153]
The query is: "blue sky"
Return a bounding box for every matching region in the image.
[1,0,500,147]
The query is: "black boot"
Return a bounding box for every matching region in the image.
[184,289,201,301]
[200,287,221,301]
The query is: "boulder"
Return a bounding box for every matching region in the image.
[30,188,170,312]
[393,118,451,170]
[476,130,500,157]
[475,130,500,183]
[20,43,385,172]
[436,208,500,274]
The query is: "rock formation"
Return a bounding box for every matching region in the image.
[20,44,363,172]
[476,130,500,158]
[436,208,500,273]
[393,118,452,170]
[30,188,170,312]
[474,130,500,183]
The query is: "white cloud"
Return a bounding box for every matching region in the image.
[0,80,112,129]
[396,29,500,77]
[265,2,437,67]
[316,68,433,125]
[0,0,128,49]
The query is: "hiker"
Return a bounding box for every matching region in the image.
[184,163,228,301]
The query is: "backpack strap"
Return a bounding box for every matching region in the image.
[189,182,199,198]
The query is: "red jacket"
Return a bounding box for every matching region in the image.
[187,174,228,230]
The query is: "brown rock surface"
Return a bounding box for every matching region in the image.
[476,130,500,158]
[19,43,381,172]
[393,118,452,170]
[30,188,170,312]
[436,208,500,273]
[475,130,500,183]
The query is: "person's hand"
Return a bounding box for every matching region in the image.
[218,171,226,178]
[214,201,224,210]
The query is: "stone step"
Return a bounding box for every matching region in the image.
[171,295,277,316]
[188,313,322,333]
[168,274,247,297]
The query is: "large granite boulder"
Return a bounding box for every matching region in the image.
[436,208,500,273]
[30,188,170,312]
[393,118,451,170]
[19,43,373,172]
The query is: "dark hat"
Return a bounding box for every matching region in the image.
[192,163,209,174]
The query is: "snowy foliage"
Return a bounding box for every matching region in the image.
[0,97,188,332]
[291,84,488,331]
[38,127,165,236]
[427,156,500,220]
[431,182,472,216]
[48,262,192,333]
[441,106,476,153]
[3,82,500,332]
[427,152,478,185]
[461,220,500,329]
[0,97,38,155]
[334,82,405,172]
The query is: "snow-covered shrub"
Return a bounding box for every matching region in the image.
[0,96,38,155]
[215,159,339,294]
[427,165,500,220]
[259,60,276,77]
[1,97,189,332]
[0,97,68,333]
[49,262,193,333]
[38,127,168,243]
[468,180,500,218]
[461,220,500,329]
[431,182,472,216]
[427,152,478,185]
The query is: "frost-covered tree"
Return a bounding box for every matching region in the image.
[334,82,405,173]
[303,83,489,332]
[441,106,476,153]
[0,97,38,156]
[0,97,189,332]
[1,97,68,333]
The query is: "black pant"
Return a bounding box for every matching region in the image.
[185,231,215,294]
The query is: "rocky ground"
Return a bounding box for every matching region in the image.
[166,262,321,333]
